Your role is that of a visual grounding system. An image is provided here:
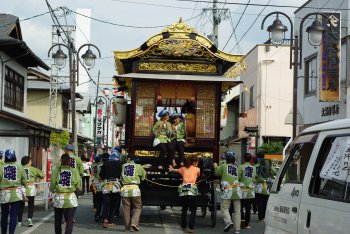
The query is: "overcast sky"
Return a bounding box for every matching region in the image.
[2,0,307,97]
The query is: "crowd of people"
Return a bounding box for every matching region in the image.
[0,140,276,234]
[214,151,276,234]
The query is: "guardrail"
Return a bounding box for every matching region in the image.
[34,182,52,211]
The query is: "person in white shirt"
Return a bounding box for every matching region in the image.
[81,155,91,195]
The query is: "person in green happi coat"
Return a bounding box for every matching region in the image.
[254,151,277,223]
[120,155,146,232]
[238,153,257,229]
[17,156,44,227]
[214,152,241,234]
[0,149,27,234]
[170,113,185,167]
[152,110,175,169]
[50,153,81,234]
[64,144,84,177]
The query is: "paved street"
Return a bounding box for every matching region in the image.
[14,194,265,234]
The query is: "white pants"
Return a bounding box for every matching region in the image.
[221,199,241,231]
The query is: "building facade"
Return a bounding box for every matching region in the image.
[222,44,293,157]
[295,0,349,132]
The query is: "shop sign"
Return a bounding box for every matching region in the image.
[320,13,340,101]
[96,107,104,138]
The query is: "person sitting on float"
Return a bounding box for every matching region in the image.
[152,109,175,170]
[171,113,185,167]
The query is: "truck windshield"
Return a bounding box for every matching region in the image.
[276,133,319,191]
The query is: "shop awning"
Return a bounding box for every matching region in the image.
[114,73,242,83]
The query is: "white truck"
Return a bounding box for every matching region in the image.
[265,118,350,234]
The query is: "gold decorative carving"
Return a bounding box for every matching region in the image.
[119,77,132,89]
[162,17,197,34]
[215,52,244,63]
[114,49,142,60]
[196,35,213,48]
[224,59,248,78]
[138,62,217,73]
[146,34,163,47]
[140,39,217,62]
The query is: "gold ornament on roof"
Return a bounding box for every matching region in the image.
[224,59,248,78]
[162,17,197,34]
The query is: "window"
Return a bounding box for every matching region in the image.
[249,86,254,108]
[4,66,24,111]
[304,53,317,95]
[310,135,350,201]
[135,82,156,136]
[196,84,215,138]
[241,92,246,112]
[274,133,318,192]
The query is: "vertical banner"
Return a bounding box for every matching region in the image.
[46,148,52,182]
[96,106,104,138]
[320,13,340,101]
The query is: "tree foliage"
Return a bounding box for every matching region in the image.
[258,141,284,154]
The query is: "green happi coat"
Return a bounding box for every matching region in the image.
[0,162,27,204]
[171,122,185,141]
[152,120,173,143]
[215,162,242,200]
[23,165,45,196]
[50,165,81,208]
[238,162,256,199]
[121,161,146,197]
[91,162,103,192]
[68,152,84,177]
[254,161,277,195]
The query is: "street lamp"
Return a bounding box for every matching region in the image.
[48,43,101,149]
[261,12,331,139]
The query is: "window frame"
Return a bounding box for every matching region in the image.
[241,92,246,113]
[4,66,25,111]
[272,133,319,193]
[304,52,318,96]
[249,86,254,108]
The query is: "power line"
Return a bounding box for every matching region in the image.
[222,0,251,50]
[113,0,199,10]
[229,0,272,53]
[67,8,202,29]
[170,0,350,10]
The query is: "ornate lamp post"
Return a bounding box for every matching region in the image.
[261,12,331,139]
[48,43,101,148]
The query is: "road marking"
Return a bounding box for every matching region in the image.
[161,208,183,234]
[21,211,54,234]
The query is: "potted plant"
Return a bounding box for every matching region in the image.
[258,141,284,161]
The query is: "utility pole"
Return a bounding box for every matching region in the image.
[212,0,219,47]
[203,0,230,47]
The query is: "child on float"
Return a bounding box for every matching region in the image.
[170,113,185,167]
[169,155,200,233]
[152,109,175,169]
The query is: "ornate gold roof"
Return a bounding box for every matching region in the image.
[114,18,245,76]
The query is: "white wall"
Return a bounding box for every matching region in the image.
[240,45,292,143]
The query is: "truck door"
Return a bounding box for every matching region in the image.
[298,130,350,234]
[265,133,318,234]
